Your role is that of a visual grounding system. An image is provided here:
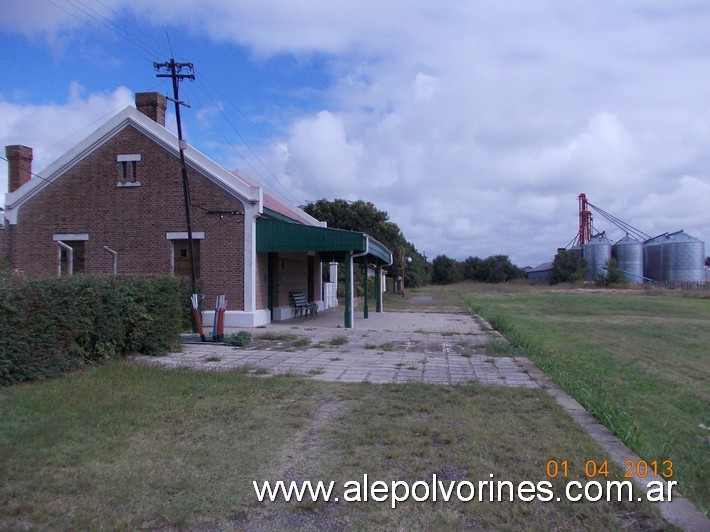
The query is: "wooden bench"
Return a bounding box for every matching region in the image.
[290,291,318,318]
[290,291,311,317]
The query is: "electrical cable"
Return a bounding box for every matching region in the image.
[0,154,74,194]
[186,81,301,205]
[194,71,338,201]
[33,0,333,206]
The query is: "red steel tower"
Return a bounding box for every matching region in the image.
[576,193,593,245]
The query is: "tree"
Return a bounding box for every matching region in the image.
[462,255,524,283]
[462,256,485,281]
[303,198,429,287]
[596,257,627,286]
[549,249,587,284]
[431,255,462,285]
[481,255,523,283]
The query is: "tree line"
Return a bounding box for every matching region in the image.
[303,199,528,287]
[431,254,525,285]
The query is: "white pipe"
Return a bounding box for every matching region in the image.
[103,246,118,274]
[348,237,370,328]
[56,241,73,277]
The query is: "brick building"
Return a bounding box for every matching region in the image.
[2,93,391,327]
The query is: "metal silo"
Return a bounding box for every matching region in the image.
[584,233,611,282]
[644,233,668,282]
[613,234,644,284]
[662,231,706,283]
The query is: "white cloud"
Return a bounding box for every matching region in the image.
[3,1,710,266]
[0,85,133,201]
[284,110,364,197]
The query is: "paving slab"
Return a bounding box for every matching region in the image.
[135,309,532,387]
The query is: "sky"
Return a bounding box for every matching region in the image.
[1,0,709,268]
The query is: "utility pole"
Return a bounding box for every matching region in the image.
[154,59,198,297]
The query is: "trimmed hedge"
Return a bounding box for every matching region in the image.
[0,275,183,385]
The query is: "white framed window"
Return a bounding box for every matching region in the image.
[117,154,141,187]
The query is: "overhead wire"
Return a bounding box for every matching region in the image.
[186,80,301,205]
[45,0,161,63]
[30,80,169,163]
[0,155,75,195]
[31,0,331,205]
[194,71,338,200]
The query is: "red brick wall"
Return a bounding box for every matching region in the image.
[274,252,309,307]
[255,252,269,310]
[9,125,246,310]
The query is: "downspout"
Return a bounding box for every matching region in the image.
[377,251,394,313]
[346,236,370,329]
[56,241,72,277]
[103,246,118,274]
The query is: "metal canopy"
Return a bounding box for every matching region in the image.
[256,218,392,264]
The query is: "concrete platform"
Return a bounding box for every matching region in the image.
[136,310,539,387]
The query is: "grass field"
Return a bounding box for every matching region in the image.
[458,283,709,514]
[1,364,668,529]
[1,283,704,529]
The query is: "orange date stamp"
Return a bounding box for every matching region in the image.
[545,459,673,479]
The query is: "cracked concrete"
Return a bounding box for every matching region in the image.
[135,310,538,387]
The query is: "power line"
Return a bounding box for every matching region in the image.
[44,0,156,63]
[42,0,332,203]
[194,69,338,200]
[0,154,74,195]
[186,81,301,205]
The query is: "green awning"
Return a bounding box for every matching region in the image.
[256,218,392,265]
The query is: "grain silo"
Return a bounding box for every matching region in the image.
[612,234,644,284]
[584,233,611,282]
[643,233,667,282]
[662,230,705,283]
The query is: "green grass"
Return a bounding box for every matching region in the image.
[365,342,395,351]
[461,285,710,512]
[0,363,668,530]
[329,335,349,346]
[255,332,302,342]
[252,332,312,349]
[485,339,513,356]
[0,363,320,529]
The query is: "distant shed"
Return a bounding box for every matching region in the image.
[526,261,554,283]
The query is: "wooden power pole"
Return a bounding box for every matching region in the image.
[154,59,198,296]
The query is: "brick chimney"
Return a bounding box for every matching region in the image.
[135,92,167,126]
[6,145,33,193]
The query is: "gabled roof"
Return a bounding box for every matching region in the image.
[3,105,317,227]
[528,262,554,272]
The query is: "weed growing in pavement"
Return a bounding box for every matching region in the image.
[224,332,252,347]
[329,336,348,346]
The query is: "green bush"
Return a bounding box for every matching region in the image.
[0,275,182,385]
[224,331,252,347]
